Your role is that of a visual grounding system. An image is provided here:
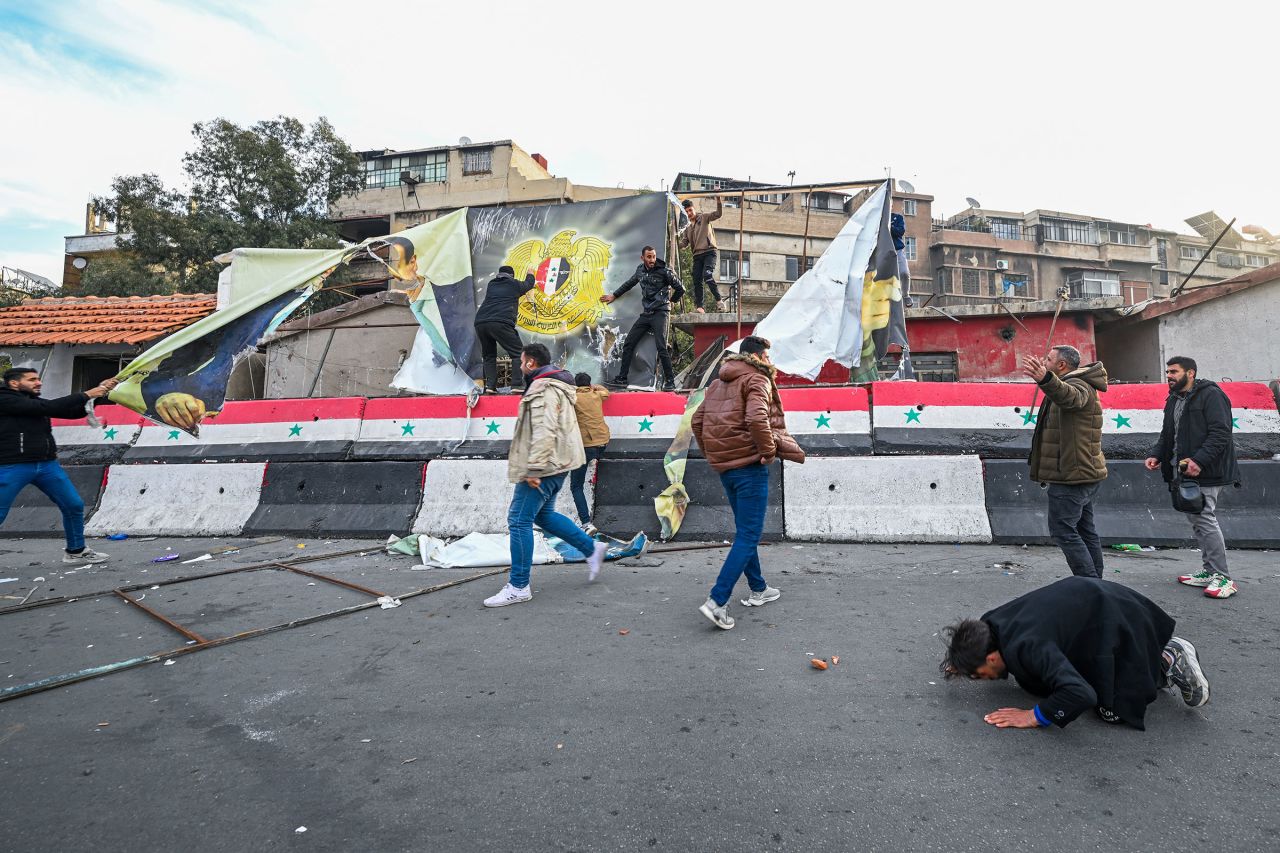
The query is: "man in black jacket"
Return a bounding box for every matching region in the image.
[941,577,1210,731]
[0,368,117,564]
[600,246,684,391]
[1145,355,1241,600]
[473,265,536,393]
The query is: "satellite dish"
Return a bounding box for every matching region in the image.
[458,136,472,145]
[965,197,981,209]
[72,257,89,270]
[898,180,915,194]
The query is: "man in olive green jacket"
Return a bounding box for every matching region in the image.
[1023,345,1109,578]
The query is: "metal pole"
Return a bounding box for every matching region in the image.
[305,328,337,397]
[1171,217,1237,297]
[801,191,813,278]
[737,190,745,339]
[1027,290,1069,414]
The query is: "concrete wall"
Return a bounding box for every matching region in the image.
[1157,278,1280,381]
[32,343,136,397]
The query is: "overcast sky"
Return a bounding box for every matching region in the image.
[2,0,1275,284]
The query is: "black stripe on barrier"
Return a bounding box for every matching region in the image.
[983,458,1280,548]
[124,440,355,464]
[242,461,425,538]
[592,457,783,542]
[0,465,106,537]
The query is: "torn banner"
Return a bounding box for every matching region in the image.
[110,213,475,433]
[753,182,911,382]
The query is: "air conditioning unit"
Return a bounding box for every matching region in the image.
[995,260,1010,270]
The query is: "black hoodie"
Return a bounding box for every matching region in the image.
[0,388,90,465]
[1150,378,1241,487]
[474,272,536,327]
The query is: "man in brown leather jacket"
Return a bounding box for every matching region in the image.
[691,336,805,629]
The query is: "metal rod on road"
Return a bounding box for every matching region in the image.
[114,589,209,644]
[273,563,386,598]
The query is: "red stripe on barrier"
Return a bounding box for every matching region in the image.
[195,398,367,425]
[52,404,148,427]
[778,387,870,412]
[1218,382,1280,409]
[602,393,689,417]
[365,396,521,419]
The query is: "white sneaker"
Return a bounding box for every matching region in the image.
[741,586,780,607]
[483,583,532,608]
[586,541,609,582]
[581,522,598,537]
[698,598,735,630]
[63,548,109,565]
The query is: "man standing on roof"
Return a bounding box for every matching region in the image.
[680,197,725,313]
[0,368,117,565]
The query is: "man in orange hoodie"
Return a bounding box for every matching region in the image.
[691,336,805,630]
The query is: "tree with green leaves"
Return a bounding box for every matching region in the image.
[82,116,362,296]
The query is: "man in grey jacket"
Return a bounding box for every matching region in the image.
[484,344,608,608]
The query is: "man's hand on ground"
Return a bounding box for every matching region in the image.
[984,708,1041,729]
[1144,457,1161,471]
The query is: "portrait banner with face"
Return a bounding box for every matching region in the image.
[465,194,670,384]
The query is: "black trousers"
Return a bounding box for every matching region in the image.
[691,250,722,308]
[475,321,524,390]
[616,311,674,384]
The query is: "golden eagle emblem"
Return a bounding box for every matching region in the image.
[504,229,612,335]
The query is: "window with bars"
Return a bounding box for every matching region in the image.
[935,268,949,294]
[720,252,751,282]
[362,151,448,188]
[1217,253,1242,268]
[1100,223,1141,245]
[1065,270,1121,298]
[462,148,492,175]
[1040,218,1098,244]
[999,273,1029,296]
[962,269,980,295]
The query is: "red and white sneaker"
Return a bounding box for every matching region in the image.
[1177,569,1215,587]
[1203,574,1238,599]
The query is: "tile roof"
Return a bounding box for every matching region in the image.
[0,294,218,346]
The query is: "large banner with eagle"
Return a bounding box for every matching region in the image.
[396,193,670,391]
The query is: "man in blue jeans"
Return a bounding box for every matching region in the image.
[0,368,117,565]
[691,336,805,629]
[484,344,608,608]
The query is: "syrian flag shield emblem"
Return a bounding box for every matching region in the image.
[535,257,572,296]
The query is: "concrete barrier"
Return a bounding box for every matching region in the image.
[591,457,785,541]
[0,465,106,537]
[779,386,871,455]
[984,459,1280,548]
[86,463,267,537]
[126,398,365,463]
[243,461,425,538]
[783,456,991,543]
[870,380,1280,460]
[51,405,145,465]
[411,459,590,538]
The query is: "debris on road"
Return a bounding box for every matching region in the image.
[811,658,829,671]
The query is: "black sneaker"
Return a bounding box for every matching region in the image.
[606,377,629,389]
[661,381,677,392]
[1166,637,1210,707]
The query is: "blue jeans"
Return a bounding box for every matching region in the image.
[0,460,86,551]
[570,445,605,524]
[508,473,597,589]
[709,463,770,606]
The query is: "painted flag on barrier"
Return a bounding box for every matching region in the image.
[753,181,911,382]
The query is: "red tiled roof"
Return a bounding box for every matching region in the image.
[0,294,218,346]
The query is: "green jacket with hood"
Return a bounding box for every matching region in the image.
[1028,362,1109,485]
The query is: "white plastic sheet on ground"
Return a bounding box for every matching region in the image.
[752,182,888,380]
[419,532,562,569]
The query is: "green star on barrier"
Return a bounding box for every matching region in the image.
[167,430,180,440]
[401,422,416,436]
[904,409,922,424]
[1021,410,1037,426]
[814,413,832,429]
[102,428,118,440]
[638,418,654,432]
[288,424,303,436]
[1231,417,1240,429]
[485,420,500,435]
[1111,414,1131,429]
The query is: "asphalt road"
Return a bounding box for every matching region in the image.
[1,535,1277,852]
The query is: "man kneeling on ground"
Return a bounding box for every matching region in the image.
[484,344,608,608]
[940,576,1209,730]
